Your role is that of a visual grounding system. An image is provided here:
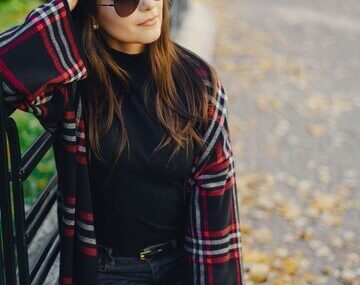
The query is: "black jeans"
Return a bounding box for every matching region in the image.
[97,240,186,285]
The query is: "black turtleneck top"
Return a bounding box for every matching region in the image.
[88,45,197,257]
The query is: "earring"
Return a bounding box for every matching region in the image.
[93,23,99,30]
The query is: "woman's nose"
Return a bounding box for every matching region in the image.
[138,0,158,11]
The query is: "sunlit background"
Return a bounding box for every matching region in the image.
[205,0,359,284]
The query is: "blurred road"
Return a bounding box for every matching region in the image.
[207,0,360,284]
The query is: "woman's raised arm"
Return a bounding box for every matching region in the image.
[0,0,88,133]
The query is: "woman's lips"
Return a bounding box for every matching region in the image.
[138,16,158,26]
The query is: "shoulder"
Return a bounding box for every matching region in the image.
[173,42,228,148]
[173,42,225,107]
[173,42,216,79]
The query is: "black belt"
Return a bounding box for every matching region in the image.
[99,237,185,261]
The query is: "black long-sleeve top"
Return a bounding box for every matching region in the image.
[88,45,197,257]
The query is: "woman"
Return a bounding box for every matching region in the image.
[0,0,245,284]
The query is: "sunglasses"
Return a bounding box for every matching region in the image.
[96,0,161,18]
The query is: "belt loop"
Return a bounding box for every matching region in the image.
[98,244,115,267]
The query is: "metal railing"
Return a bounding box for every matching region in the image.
[0,70,60,285]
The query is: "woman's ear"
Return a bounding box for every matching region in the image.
[91,16,99,30]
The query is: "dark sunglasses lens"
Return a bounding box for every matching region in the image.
[114,0,140,17]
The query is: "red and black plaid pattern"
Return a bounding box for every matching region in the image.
[0,0,245,284]
[0,0,87,133]
[184,78,245,284]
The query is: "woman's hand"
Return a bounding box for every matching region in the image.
[67,0,79,12]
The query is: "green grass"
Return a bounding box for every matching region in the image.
[0,0,44,31]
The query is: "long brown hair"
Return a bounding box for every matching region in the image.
[74,0,220,190]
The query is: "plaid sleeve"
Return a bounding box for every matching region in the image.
[185,80,245,284]
[0,0,88,133]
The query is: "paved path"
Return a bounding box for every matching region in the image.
[205,0,360,284]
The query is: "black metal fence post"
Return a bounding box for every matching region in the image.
[0,70,18,285]
[0,71,61,285]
